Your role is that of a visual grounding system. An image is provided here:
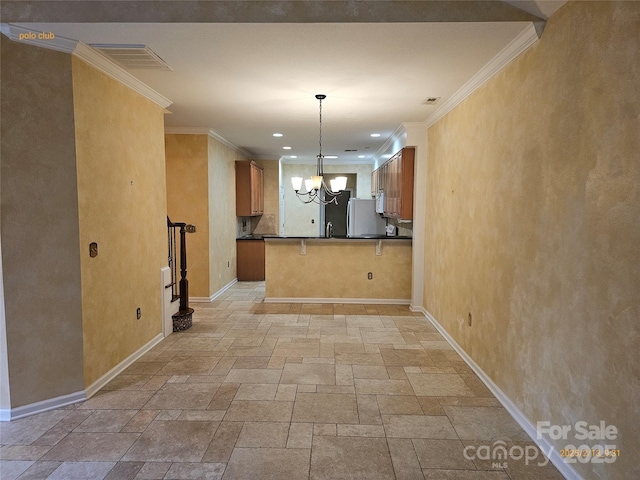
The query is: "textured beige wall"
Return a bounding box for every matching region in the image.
[265,240,412,300]
[0,38,85,407]
[325,164,373,199]
[72,57,167,388]
[424,3,639,479]
[165,134,210,297]
[282,163,321,236]
[208,136,244,295]
[0,238,8,410]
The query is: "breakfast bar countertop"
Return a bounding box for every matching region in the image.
[261,235,412,240]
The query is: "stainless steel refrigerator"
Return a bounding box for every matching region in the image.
[346,198,386,237]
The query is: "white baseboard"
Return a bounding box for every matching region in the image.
[419,307,582,480]
[1,330,165,422]
[84,333,164,399]
[189,297,212,303]
[0,390,86,422]
[190,278,238,303]
[264,297,410,305]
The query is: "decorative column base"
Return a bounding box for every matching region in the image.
[172,308,194,332]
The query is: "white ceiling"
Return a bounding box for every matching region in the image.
[17,1,565,164]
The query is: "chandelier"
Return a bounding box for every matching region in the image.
[291,94,347,205]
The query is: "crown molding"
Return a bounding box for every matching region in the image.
[1,23,172,109]
[380,124,407,156]
[374,23,539,163]
[372,123,408,167]
[250,154,281,161]
[73,42,172,108]
[372,122,428,169]
[425,22,540,128]
[163,127,254,159]
[207,129,254,159]
[164,127,212,135]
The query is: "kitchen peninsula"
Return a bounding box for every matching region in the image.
[264,236,412,303]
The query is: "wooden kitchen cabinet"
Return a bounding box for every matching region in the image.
[371,167,379,197]
[235,160,264,216]
[236,239,265,281]
[374,147,415,220]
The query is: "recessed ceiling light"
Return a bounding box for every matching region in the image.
[370,133,381,138]
[283,146,292,150]
[290,155,297,158]
[273,133,283,137]
[325,155,338,159]
[358,155,366,158]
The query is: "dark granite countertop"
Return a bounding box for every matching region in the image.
[236,235,278,240]
[260,235,412,240]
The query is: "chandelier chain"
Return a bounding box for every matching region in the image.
[291,94,346,206]
[318,96,323,176]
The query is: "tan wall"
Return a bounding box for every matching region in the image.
[424,3,639,479]
[165,134,247,298]
[0,237,8,410]
[0,38,85,407]
[165,134,210,297]
[208,136,244,295]
[282,163,321,236]
[325,164,373,199]
[72,57,167,388]
[265,240,412,300]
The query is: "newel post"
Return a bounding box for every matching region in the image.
[172,223,196,331]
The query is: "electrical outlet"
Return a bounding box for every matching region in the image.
[368,272,373,280]
[136,307,141,320]
[468,312,472,327]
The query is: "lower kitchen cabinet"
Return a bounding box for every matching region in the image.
[236,239,265,281]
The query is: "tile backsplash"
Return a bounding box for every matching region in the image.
[252,214,277,235]
[236,214,278,237]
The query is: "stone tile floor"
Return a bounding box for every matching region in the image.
[0,282,564,479]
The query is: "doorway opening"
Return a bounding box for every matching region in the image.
[323,189,352,236]
[320,173,357,236]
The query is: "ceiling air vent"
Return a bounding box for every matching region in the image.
[422,97,441,105]
[90,44,172,71]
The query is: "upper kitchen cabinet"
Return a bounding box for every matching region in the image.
[373,147,415,220]
[371,165,380,198]
[235,160,264,216]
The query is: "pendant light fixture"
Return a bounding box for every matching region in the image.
[291,94,348,205]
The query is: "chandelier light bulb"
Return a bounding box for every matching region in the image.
[291,176,303,192]
[304,178,314,193]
